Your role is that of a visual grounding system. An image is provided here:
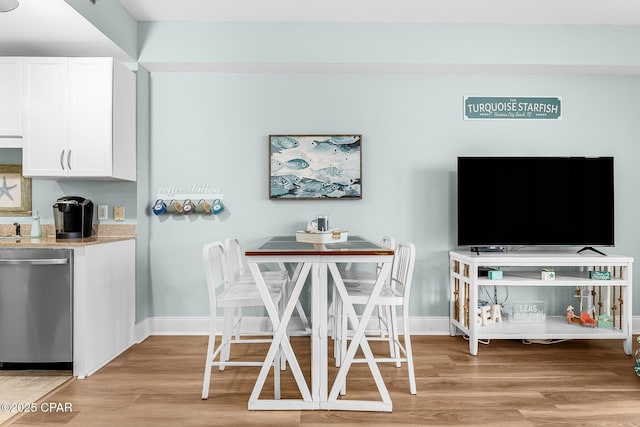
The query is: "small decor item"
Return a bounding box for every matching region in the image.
[480,305,493,325]
[580,311,597,327]
[541,269,556,280]
[597,313,613,328]
[0,165,31,216]
[490,304,502,323]
[269,134,362,199]
[488,270,503,280]
[589,270,612,280]
[567,305,581,324]
[506,301,545,323]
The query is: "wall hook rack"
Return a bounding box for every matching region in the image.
[151,184,224,215]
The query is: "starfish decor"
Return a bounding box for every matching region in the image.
[0,175,17,201]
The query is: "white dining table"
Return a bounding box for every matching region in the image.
[245,235,395,412]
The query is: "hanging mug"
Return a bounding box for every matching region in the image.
[195,199,211,214]
[166,199,183,214]
[182,199,195,214]
[211,199,224,215]
[152,199,167,215]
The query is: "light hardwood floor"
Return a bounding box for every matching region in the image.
[8,335,640,426]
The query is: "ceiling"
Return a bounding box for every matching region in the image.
[0,0,130,61]
[0,0,639,65]
[117,0,640,25]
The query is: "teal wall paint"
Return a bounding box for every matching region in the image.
[148,72,640,318]
[3,19,640,325]
[0,151,137,225]
[138,22,640,67]
[135,66,151,322]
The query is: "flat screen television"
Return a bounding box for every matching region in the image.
[457,156,614,250]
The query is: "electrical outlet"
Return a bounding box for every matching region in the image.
[114,206,125,221]
[98,205,108,221]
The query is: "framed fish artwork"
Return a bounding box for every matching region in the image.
[269,134,362,199]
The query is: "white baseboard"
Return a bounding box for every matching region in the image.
[135,315,640,343]
[134,316,452,343]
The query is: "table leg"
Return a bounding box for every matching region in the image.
[326,262,393,412]
[289,262,311,334]
[248,263,313,409]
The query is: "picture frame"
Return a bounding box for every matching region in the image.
[269,134,362,200]
[0,165,32,216]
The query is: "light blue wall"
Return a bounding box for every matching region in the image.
[0,148,137,224]
[3,19,640,324]
[138,22,640,67]
[147,71,640,318]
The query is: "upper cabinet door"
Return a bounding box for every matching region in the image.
[22,57,69,177]
[21,57,136,181]
[0,58,23,144]
[68,58,114,178]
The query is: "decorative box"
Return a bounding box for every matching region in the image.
[589,270,612,280]
[506,301,546,323]
[488,270,503,280]
[541,269,556,280]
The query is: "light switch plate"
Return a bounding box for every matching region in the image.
[98,205,108,221]
[114,206,125,221]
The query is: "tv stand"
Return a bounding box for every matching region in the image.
[578,246,607,256]
[470,246,506,255]
[449,250,633,356]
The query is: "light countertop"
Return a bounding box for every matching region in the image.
[0,235,135,248]
[0,224,136,248]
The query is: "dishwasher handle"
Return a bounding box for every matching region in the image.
[0,258,69,265]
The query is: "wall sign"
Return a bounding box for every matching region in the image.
[464,96,562,120]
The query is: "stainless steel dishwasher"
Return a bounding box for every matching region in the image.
[0,248,73,369]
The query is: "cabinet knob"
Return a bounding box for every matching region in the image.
[67,150,72,170]
[60,150,65,170]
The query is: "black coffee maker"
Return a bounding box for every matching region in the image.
[53,196,94,239]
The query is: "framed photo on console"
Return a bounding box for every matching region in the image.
[269,134,362,200]
[0,165,32,216]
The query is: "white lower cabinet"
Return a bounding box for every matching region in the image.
[22,57,136,181]
[73,239,135,378]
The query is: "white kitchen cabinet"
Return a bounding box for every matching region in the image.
[22,57,136,181]
[0,57,23,146]
[73,239,135,378]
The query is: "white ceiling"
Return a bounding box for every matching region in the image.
[0,0,130,61]
[117,0,640,25]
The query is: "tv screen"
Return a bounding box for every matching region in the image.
[457,156,614,248]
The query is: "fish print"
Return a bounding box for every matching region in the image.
[285,158,310,170]
[271,136,300,151]
[271,159,284,172]
[313,136,360,145]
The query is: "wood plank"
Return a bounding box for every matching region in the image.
[9,335,640,426]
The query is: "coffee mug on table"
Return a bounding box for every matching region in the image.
[316,214,329,231]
